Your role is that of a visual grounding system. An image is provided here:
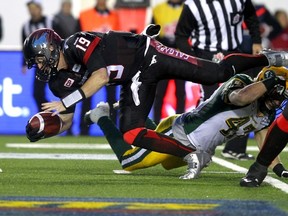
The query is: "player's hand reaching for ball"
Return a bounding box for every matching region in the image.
[42,101,66,115]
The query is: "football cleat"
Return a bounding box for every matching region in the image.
[260,49,288,67]
[272,163,288,178]
[240,162,268,187]
[221,150,255,160]
[180,153,201,180]
[180,151,212,180]
[240,176,260,187]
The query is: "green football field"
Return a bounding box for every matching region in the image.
[0,135,287,215]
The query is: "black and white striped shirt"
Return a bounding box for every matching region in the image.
[175,0,261,52]
[22,16,52,42]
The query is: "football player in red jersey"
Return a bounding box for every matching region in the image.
[24,25,288,166]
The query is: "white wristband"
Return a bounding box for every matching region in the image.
[61,89,85,108]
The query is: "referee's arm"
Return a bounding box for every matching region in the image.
[175,5,196,56]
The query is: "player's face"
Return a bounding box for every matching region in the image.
[35,56,53,77]
[35,56,46,69]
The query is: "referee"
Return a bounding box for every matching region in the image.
[175,0,262,160]
[21,0,52,112]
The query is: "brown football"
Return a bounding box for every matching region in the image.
[28,112,62,137]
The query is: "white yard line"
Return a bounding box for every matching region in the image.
[6,143,111,149]
[2,143,288,193]
[0,153,117,160]
[217,146,288,152]
[212,156,288,194]
[6,143,288,152]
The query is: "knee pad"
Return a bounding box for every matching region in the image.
[123,127,145,145]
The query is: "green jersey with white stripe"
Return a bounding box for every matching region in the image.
[173,74,276,155]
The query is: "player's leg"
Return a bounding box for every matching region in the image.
[85,102,174,171]
[121,149,172,171]
[240,106,288,187]
[153,80,169,124]
[154,115,188,170]
[121,114,186,171]
[123,114,188,171]
[84,102,132,162]
[147,39,288,85]
[203,51,288,81]
[121,116,178,171]
[175,80,186,114]
[120,82,193,158]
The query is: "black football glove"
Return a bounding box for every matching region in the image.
[142,24,160,38]
[276,77,286,95]
[262,70,286,94]
[25,122,45,142]
[273,163,288,178]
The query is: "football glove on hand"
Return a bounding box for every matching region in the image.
[274,75,286,96]
[273,163,288,178]
[26,122,45,142]
[262,70,286,94]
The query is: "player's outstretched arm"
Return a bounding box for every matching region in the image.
[42,68,109,115]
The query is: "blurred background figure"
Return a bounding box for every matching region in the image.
[78,0,119,135]
[151,0,186,124]
[241,4,282,53]
[52,0,79,39]
[79,0,119,32]
[274,10,288,29]
[21,0,51,112]
[271,9,288,51]
[115,0,149,34]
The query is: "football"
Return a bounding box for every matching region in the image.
[28,111,62,138]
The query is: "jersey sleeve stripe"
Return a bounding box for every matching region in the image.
[83,37,101,64]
